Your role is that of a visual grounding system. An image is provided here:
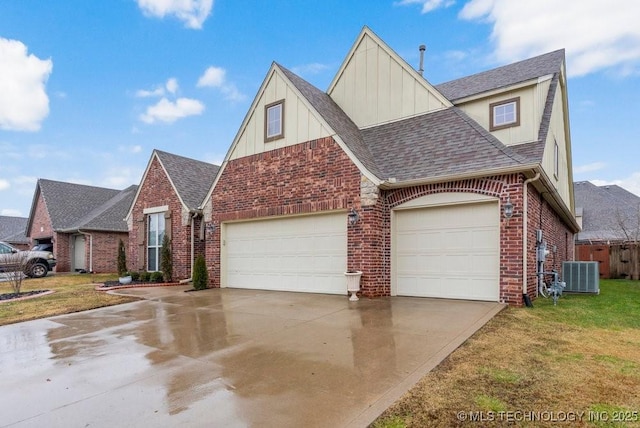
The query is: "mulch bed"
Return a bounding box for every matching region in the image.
[95,280,185,291]
[0,289,54,303]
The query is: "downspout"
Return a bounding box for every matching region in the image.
[179,209,202,284]
[522,173,540,306]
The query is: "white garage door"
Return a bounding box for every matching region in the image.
[223,212,347,294]
[394,201,499,301]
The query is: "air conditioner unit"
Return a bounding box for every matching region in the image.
[562,261,600,294]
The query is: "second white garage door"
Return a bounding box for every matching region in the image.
[223,212,347,294]
[394,200,500,301]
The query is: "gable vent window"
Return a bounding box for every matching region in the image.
[490,97,520,131]
[265,100,284,142]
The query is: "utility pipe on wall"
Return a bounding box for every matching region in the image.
[522,173,541,303]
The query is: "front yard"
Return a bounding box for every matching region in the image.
[373,279,640,427]
[0,273,138,326]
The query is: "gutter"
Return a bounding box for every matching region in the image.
[378,163,540,190]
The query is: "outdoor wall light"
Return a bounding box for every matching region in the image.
[503,197,514,219]
[347,208,360,226]
[205,222,216,233]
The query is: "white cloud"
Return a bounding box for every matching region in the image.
[0,38,52,131]
[197,66,246,101]
[197,66,225,88]
[591,172,640,198]
[458,0,640,77]
[166,77,179,94]
[136,0,213,29]
[136,78,178,98]
[140,97,205,123]
[291,63,331,76]
[574,162,606,174]
[0,208,22,216]
[395,0,455,13]
[0,179,9,191]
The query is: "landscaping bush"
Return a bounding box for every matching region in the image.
[150,271,164,283]
[161,234,172,282]
[117,239,127,277]
[193,254,208,290]
[140,271,151,282]
[130,271,140,281]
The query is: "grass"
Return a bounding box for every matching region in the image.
[372,279,640,428]
[0,273,139,326]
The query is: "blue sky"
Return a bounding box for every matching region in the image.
[1,0,639,217]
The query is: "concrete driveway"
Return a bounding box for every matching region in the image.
[0,286,503,428]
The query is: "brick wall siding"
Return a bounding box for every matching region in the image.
[129,156,199,280]
[86,232,129,273]
[526,184,575,298]
[207,136,362,286]
[206,136,575,305]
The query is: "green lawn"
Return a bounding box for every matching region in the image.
[373,280,640,427]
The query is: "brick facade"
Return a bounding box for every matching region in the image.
[27,189,133,273]
[207,137,575,306]
[129,157,201,280]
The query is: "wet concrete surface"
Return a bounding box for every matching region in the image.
[0,286,504,427]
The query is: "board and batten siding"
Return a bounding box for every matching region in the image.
[230,70,332,160]
[328,32,449,129]
[542,81,572,207]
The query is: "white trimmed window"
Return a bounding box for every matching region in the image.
[147,212,165,271]
[490,97,520,131]
[265,100,284,142]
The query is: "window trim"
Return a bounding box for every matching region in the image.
[146,212,165,272]
[265,99,285,142]
[489,97,520,131]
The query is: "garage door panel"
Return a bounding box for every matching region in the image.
[395,201,499,301]
[225,213,347,294]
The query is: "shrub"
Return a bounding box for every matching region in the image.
[130,271,140,281]
[150,271,164,283]
[192,254,208,290]
[140,271,151,282]
[161,234,172,282]
[117,239,127,277]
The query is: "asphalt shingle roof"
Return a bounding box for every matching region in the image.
[154,150,220,210]
[0,216,29,244]
[362,108,529,182]
[37,179,124,231]
[280,64,529,183]
[574,181,640,242]
[435,49,565,101]
[76,185,138,232]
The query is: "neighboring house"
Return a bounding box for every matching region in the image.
[203,27,579,306]
[26,179,137,273]
[125,150,219,280]
[0,216,30,250]
[574,181,640,279]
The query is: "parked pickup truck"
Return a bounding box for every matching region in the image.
[0,241,57,278]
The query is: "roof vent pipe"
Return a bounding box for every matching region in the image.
[418,44,426,76]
